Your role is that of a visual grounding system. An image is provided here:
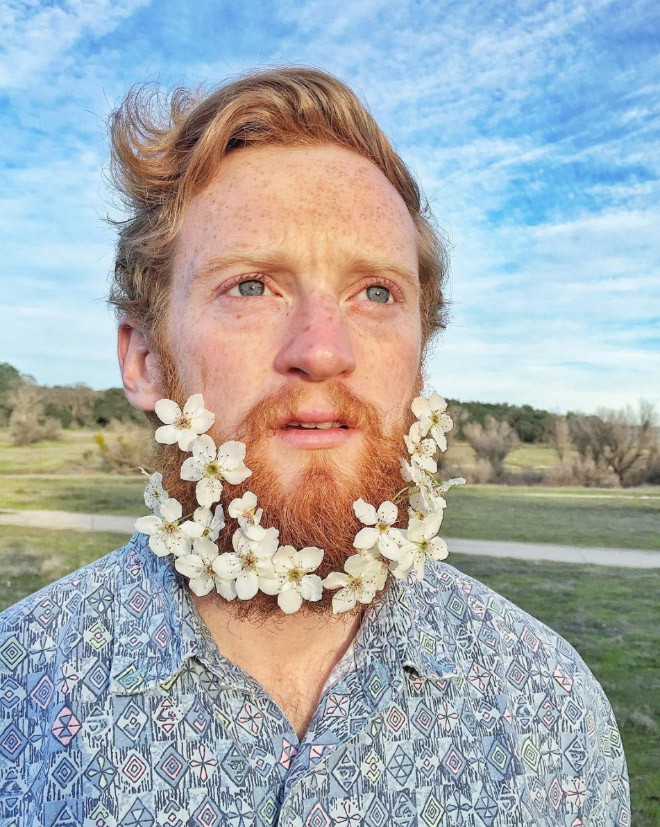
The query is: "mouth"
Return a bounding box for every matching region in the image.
[283,421,349,430]
[275,413,356,449]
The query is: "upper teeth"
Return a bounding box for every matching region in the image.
[289,421,343,429]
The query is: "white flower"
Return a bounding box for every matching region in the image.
[408,490,447,521]
[404,421,438,474]
[154,394,215,451]
[135,498,191,557]
[182,505,225,542]
[260,546,324,614]
[228,491,263,530]
[322,555,385,614]
[393,510,448,580]
[411,392,453,452]
[175,537,226,597]
[211,525,279,600]
[180,435,252,507]
[140,468,169,516]
[352,499,405,560]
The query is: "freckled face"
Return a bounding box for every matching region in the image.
[165,143,422,492]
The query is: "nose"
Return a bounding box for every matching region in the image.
[273,292,357,381]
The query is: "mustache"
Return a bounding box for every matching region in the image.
[217,380,387,446]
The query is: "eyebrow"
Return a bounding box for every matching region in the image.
[190,250,420,292]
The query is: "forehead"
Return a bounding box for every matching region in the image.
[174,143,418,275]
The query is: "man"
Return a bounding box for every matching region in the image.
[0,68,628,826]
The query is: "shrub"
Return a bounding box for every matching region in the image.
[464,417,520,480]
[93,422,151,473]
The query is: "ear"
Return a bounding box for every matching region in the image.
[117,318,164,411]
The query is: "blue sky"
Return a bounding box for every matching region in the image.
[1,0,659,414]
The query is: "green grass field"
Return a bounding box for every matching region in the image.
[3,473,659,550]
[0,526,656,825]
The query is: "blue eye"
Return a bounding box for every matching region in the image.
[236,280,265,297]
[366,285,391,303]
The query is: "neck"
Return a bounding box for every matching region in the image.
[190,589,362,738]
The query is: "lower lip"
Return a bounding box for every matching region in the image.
[275,427,357,449]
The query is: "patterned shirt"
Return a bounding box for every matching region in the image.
[0,532,629,826]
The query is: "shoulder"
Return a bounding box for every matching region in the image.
[417,559,616,720]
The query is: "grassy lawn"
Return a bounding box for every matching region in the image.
[2,475,659,549]
[441,485,660,550]
[1,474,146,516]
[0,526,129,613]
[0,429,103,474]
[0,526,656,824]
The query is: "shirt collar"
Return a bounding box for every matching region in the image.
[109,533,207,695]
[109,533,458,695]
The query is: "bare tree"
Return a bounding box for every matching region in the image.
[464,416,520,479]
[596,401,658,486]
[8,384,44,446]
[550,415,572,462]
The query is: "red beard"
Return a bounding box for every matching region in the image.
[150,354,415,617]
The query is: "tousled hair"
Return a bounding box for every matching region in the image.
[108,66,449,355]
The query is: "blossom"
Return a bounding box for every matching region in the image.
[228,491,263,530]
[154,394,215,451]
[393,510,448,580]
[404,421,438,474]
[183,504,225,542]
[180,435,252,507]
[211,525,279,600]
[411,392,453,452]
[322,555,385,614]
[260,546,324,614]
[140,467,169,516]
[408,490,447,521]
[135,498,191,557]
[352,498,405,560]
[174,537,226,597]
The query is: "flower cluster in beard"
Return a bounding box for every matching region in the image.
[135,391,465,615]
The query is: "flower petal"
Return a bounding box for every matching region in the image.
[180,456,203,482]
[135,515,161,535]
[278,589,303,614]
[154,398,180,425]
[300,574,322,602]
[236,571,258,600]
[212,553,242,579]
[183,393,205,417]
[154,424,178,445]
[191,434,216,458]
[332,589,357,614]
[192,409,215,434]
[177,429,199,452]
[322,572,349,590]
[353,527,378,550]
[196,476,222,508]
[217,440,247,468]
[221,465,253,485]
[188,575,215,597]
[160,498,183,522]
[376,501,398,525]
[298,546,324,572]
[411,396,431,420]
[353,498,378,525]
[175,555,204,579]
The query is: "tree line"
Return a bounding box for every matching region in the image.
[0,363,145,442]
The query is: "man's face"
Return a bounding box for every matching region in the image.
[158,143,422,574]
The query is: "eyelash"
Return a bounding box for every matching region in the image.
[223,274,402,303]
